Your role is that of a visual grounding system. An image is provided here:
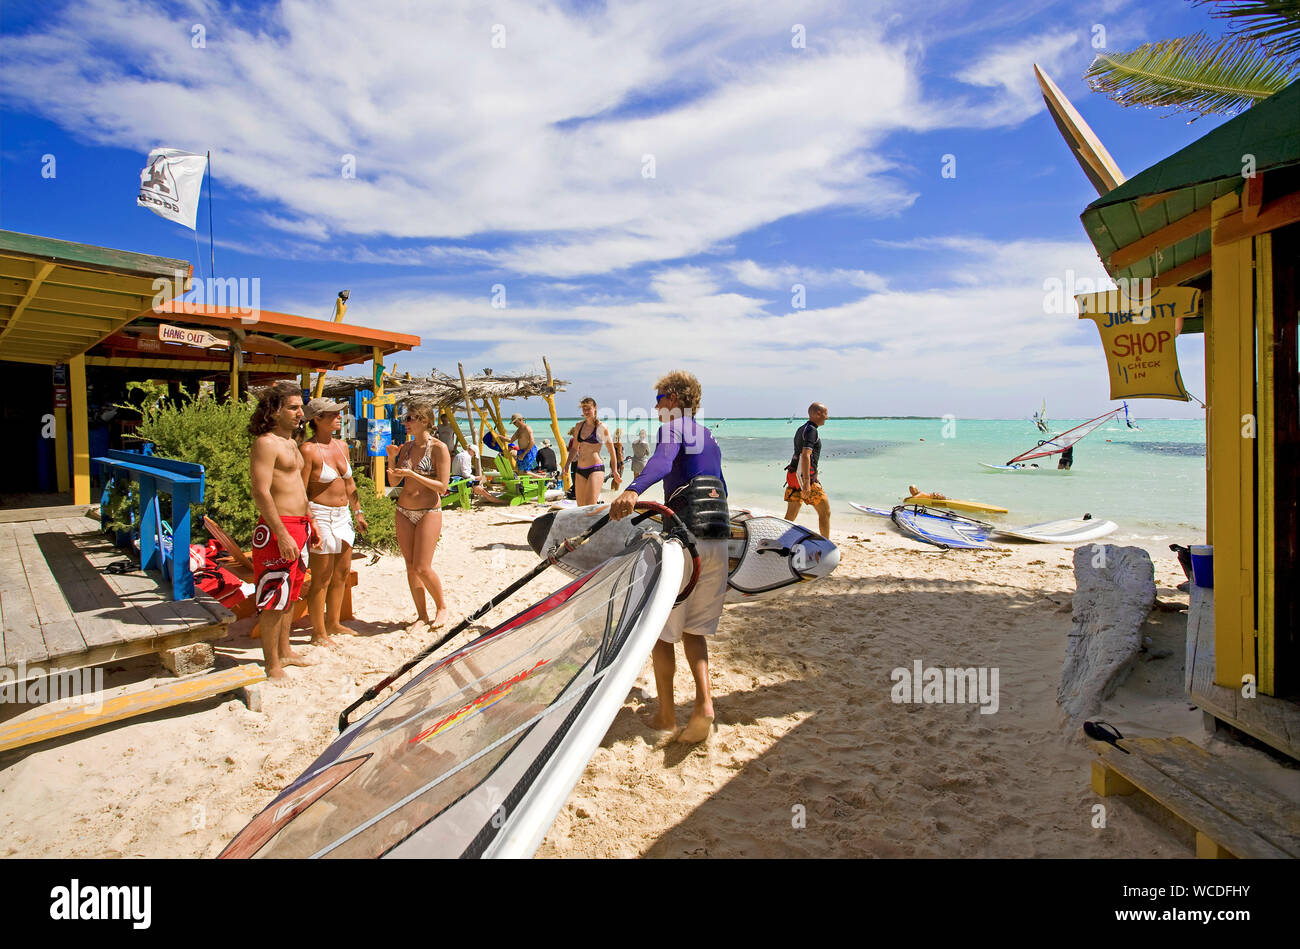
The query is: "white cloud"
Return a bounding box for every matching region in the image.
[301,235,1201,417]
[1,0,1055,276]
[952,30,1081,125]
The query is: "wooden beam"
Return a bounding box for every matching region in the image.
[241,334,336,363]
[1153,254,1213,289]
[1034,64,1125,196]
[1243,175,1265,223]
[313,291,349,399]
[69,354,90,505]
[0,262,55,344]
[1255,233,1275,695]
[0,665,264,754]
[1135,190,1180,213]
[458,362,480,477]
[1213,191,1300,247]
[54,406,69,493]
[1109,207,1212,271]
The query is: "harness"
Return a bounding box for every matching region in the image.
[666,475,730,540]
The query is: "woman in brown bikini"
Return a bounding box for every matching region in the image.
[569,396,620,506]
[386,400,451,631]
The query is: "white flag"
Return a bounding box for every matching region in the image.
[137,148,207,230]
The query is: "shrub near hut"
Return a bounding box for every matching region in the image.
[118,383,399,552]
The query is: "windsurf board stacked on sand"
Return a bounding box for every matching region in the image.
[849,503,995,550]
[993,516,1117,543]
[903,495,1008,514]
[527,505,839,602]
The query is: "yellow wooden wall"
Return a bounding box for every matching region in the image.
[1207,193,1257,690]
[1255,234,1276,695]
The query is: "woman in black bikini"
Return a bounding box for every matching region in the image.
[386,400,451,631]
[570,396,620,506]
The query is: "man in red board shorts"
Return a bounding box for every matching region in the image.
[249,381,320,678]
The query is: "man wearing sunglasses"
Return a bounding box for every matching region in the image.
[611,371,729,743]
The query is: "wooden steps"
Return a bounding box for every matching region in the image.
[0,664,265,753]
[1091,735,1300,858]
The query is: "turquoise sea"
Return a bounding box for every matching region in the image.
[523,416,1207,543]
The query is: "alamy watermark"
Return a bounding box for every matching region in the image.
[890,659,999,714]
[151,269,261,324]
[0,662,104,712]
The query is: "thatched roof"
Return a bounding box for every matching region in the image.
[321,369,569,410]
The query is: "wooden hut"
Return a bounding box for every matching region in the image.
[1077,78,1300,759]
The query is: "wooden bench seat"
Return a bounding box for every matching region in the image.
[1091,735,1300,858]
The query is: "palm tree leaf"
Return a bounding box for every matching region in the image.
[1191,0,1300,60]
[1086,32,1300,115]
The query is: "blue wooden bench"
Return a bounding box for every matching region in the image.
[94,449,205,601]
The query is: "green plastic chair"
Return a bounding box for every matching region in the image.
[443,477,474,511]
[491,454,548,504]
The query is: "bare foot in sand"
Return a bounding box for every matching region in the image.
[310,634,337,648]
[280,652,318,667]
[266,666,289,680]
[405,619,429,635]
[430,608,450,630]
[677,711,714,743]
[646,704,676,731]
[327,622,358,638]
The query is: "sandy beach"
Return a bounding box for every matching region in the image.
[0,504,1288,859]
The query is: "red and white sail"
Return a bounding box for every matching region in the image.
[1006,408,1122,465]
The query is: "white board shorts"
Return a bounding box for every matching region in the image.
[660,539,729,644]
[309,501,356,555]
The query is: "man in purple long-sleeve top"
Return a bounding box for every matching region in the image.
[611,371,730,743]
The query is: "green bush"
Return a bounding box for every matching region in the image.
[352,469,398,554]
[118,383,400,553]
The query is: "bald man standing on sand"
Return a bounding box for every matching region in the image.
[784,402,831,539]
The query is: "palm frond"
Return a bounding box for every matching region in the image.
[1191,0,1300,60]
[1086,32,1300,115]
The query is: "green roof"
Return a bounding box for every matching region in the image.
[1081,78,1300,283]
[0,229,190,279]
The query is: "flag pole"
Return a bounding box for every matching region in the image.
[206,150,215,276]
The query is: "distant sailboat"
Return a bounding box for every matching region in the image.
[1122,401,1140,430]
[1033,399,1049,434]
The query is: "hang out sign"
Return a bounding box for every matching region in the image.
[158,323,228,349]
[1075,286,1198,401]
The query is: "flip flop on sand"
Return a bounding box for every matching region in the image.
[1082,719,1129,753]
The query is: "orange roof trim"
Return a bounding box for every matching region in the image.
[142,302,420,352]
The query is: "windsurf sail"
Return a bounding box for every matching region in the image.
[1033,398,1049,433]
[1005,408,1122,465]
[220,533,684,859]
[1122,401,1140,430]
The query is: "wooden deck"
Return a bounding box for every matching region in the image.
[0,514,233,681]
[1186,585,1300,761]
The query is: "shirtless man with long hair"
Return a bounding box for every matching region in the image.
[248,381,321,678]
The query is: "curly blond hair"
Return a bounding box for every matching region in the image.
[654,370,702,413]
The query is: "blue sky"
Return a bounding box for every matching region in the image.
[0,0,1230,418]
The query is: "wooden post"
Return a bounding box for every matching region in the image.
[313,291,348,399]
[543,356,568,490]
[441,407,470,452]
[1255,232,1275,695]
[69,354,90,505]
[482,399,517,475]
[371,347,385,496]
[458,363,480,477]
[300,370,310,391]
[229,340,241,403]
[54,407,69,494]
[1208,192,1256,689]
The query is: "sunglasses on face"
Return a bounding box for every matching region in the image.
[655,393,667,403]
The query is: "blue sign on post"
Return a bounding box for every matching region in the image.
[367,426,392,457]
